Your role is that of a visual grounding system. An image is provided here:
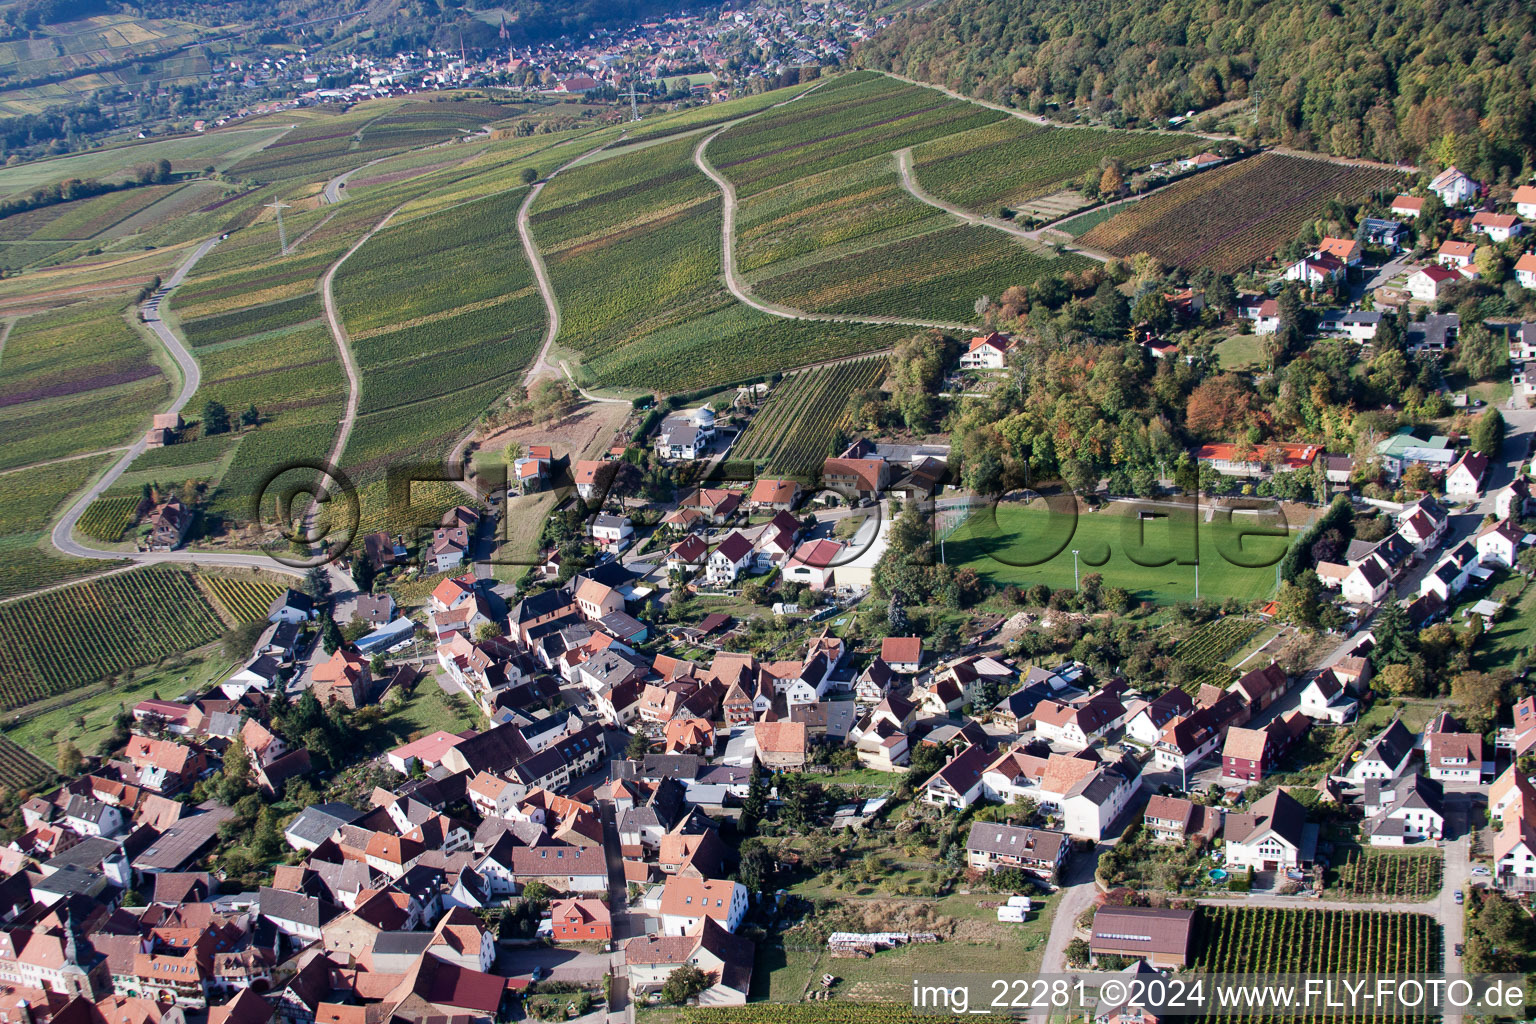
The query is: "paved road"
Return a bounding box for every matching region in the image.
[692,110,982,335]
[48,238,311,573]
[520,141,616,387]
[322,157,387,204]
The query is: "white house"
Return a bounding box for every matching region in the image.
[960,332,1014,370]
[1496,478,1533,520]
[654,407,716,461]
[1407,265,1460,302]
[1151,709,1223,776]
[1423,712,1491,782]
[1428,165,1479,205]
[1438,239,1478,269]
[1420,542,1480,603]
[590,514,633,550]
[1390,194,1425,219]
[976,747,1139,840]
[1515,186,1536,219]
[1252,298,1280,334]
[1341,559,1390,606]
[1395,497,1448,551]
[1282,254,1344,288]
[1517,254,1536,289]
[667,534,708,575]
[706,532,754,584]
[1221,789,1308,873]
[1124,689,1195,746]
[1334,720,1415,786]
[1031,693,1127,750]
[1471,212,1524,243]
[1445,451,1488,499]
[1363,774,1444,846]
[1297,670,1357,724]
[657,876,748,936]
[784,538,841,592]
[1476,518,1524,568]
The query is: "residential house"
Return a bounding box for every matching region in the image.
[784,538,841,591]
[753,721,808,771]
[1438,239,1478,269]
[1362,217,1406,248]
[1220,713,1308,786]
[573,460,612,502]
[1342,558,1390,605]
[1316,236,1363,265]
[1424,712,1491,782]
[1471,211,1524,243]
[821,457,889,499]
[1407,265,1460,302]
[667,535,709,575]
[1477,518,1524,568]
[748,478,800,511]
[1298,670,1358,724]
[1032,693,1127,750]
[1390,194,1425,218]
[1363,773,1445,845]
[1515,185,1536,219]
[144,500,193,551]
[653,408,716,461]
[1195,442,1321,478]
[267,590,314,625]
[1143,795,1220,844]
[1333,720,1416,786]
[959,332,1014,370]
[1517,253,1536,289]
[964,822,1069,880]
[881,636,923,674]
[590,515,633,551]
[1283,253,1344,288]
[658,877,747,936]
[623,917,753,1006]
[549,898,611,942]
[706,532,754,585]
[1446,451,1489,499]
[1222,788,1311,873]
[1429,166,1479,205]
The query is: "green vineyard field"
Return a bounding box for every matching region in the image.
[734,358,888,477]
[196,573,286,626]
[0,565,224,710]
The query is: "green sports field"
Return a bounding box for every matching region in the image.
[942,499,1293,605]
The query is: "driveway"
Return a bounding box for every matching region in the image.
[495,946,612,984]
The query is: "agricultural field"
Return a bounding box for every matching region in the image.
[1330,849,1443,901]
[943,499,1290,606]
[1189,907,1441,1003]
[0,455,119,598]
[0,298,169,472]
[76,495,140,543]
[754,223,1086,323]
[0,126,290,200]
[908,118,1192,211]
[0,734,52,791]
[534,131,907,392]
[1079,154,1404,273]
[335,187,546,479]
[196,573,287,626]
[708,71,1004,198]
[735,358,887,477]
[1172,616,1264,693]
[733,154,946,276]
[0,565,224,710]
[622,79,821,142]
[180,294,324,348]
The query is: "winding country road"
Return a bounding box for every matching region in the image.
[519,141,617,387]
[49,238,305,581]
[318,205,400,492]
[692,125,983,334]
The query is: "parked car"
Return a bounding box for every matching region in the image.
[1454,890,1464,904]
[1472,865,1491,876]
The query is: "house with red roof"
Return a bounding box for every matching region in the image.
[1408,263,1461,302]
[748,477,801,511]
[881,636,923,673]
[549,898,611,941]
[784,538,843,591]
[1516,253,1536,289]
[387,730,472,774]
[1390,194,1425,219]
[1437,239,1477,268]
[1446,451,1489,500]
[706,531,754,584]
[960,331,1015,370]
[1471,211,1524,243]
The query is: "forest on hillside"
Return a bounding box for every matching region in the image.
[855,0,1536,182]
